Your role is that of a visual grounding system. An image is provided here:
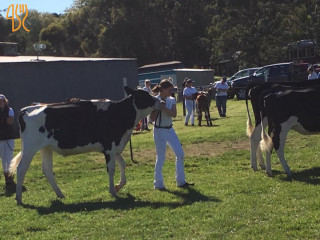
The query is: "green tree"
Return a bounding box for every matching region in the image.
[40,23,66,55]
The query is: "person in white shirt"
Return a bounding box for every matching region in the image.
[308,67,318,80]
[150,79,194,190]
[214,76,229,117]
[183,79,197,126]
[142,79,152,93]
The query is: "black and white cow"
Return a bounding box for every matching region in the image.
[9,86,161,204]
[260,86,320,177]
[245,79,320,173]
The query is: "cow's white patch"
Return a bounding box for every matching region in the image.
[92,100,111,111]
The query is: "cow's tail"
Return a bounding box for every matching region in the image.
[9,152,22,176]
[246,108,254,137]
[245,88,254,137]
[260,122,273,154]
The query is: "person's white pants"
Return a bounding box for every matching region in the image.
[0,139,14,173]
[185,100,195,125]
[153,128,185,189]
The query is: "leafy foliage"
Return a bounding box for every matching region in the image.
[1,1,320,68]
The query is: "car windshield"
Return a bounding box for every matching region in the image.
[231,68,259,80]
[233,70,247,79]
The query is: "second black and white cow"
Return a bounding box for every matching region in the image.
[260,86,320,177]
[245,79,320,173]
[9,86,161,204]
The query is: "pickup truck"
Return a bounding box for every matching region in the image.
[228,62,308,99]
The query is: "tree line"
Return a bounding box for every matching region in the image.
[1,0,320,71]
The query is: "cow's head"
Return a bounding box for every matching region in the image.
[124,86,161,118]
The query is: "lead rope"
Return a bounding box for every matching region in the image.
[129,137,138,164]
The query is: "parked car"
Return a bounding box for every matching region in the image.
[229,62,308,99]
[227,67,260,99]
[228,67,260,81]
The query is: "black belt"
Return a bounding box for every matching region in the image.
[154,125,172,129]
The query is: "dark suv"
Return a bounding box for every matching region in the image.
[229,62,308,99]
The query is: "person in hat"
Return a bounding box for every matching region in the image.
[214,76,229,117]
[183,78,197,126]
[0,94,15,189]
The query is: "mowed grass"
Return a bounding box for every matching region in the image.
[1,99,320,239]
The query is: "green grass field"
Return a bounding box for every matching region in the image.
[1,99,320,239]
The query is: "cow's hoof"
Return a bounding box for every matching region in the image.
[110,190,117,198]
[16,198,23,205]
[115,185,121,193]
[57,193,65,199]
[260,165,266,170]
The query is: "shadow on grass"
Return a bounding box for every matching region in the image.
[284,167,320,185]
[21,187,221,215]
[0,185,27,197]
[273,167,320,185]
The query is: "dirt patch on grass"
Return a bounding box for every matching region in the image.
[124,139,250,163]
[183,140,250,157]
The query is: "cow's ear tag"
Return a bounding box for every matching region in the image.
[124,86,133,96]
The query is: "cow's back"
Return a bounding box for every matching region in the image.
[19,99,137,154]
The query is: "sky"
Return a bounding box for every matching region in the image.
[0,0,75,16]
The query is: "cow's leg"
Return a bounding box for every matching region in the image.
[275,128,292,177]
[16,149,38,205]
[265,150,273,177]
[250,125,262,171]
[207,109,212,126]
[40,147,65,198]
[115,154,126,192]
[256,146,266,170]
[104,150,117,197]
[205,108,212,126]
[197,110,202,126]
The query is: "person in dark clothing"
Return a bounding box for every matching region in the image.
[0,94,15,189]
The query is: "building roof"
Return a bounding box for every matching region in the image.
[138,61,182,69]
[0,42,18,46]
[0,56,136,63]
[174,68,214,72]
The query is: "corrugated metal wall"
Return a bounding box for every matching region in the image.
[0,59,138,137]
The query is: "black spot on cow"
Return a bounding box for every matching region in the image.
[125,86,156,110]
[43,97,137,151]
[18,110,27,133]
[264,87,320,150]
[39,126,45,133]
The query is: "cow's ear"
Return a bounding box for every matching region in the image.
[124,86,134,96]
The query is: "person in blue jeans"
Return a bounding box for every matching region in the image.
[214,76,229,117]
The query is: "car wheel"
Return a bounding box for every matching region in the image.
[236,89,245,100]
